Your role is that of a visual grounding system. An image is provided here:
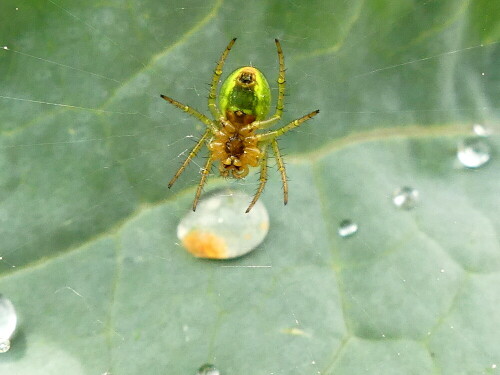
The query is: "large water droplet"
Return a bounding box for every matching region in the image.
[457,137,491,168]
[177,189,269,259]
[197,363,220,375]
[338,220,358,238]
[392,186,419,210]
[0,295,17,353]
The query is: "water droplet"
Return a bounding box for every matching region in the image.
[457,137,491,168]
[197,363,220,375]
[338,220,358,238]
[392,186,419,210]
[2,46,8,50]
[472,123,491,137]
[0,295,17,353]
[0,339,10,353]
[177,189,269,259]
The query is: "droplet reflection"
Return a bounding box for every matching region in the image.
[0,295,17,353]
[392,186,419,210]
[338,220,358,238]
[197,363,220,375]
[457,137,491,168]
[472,123,491,137]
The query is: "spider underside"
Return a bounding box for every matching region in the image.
[161,38,319,213]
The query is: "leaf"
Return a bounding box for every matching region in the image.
[0,0,499,374]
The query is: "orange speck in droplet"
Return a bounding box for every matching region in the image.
[260,220,269,232]
[181,230,228,259]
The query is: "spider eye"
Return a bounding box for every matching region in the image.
[239,73,254,84]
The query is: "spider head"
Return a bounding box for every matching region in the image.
[218,66,271,121]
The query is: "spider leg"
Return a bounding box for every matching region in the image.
[271,139,288,205]
[192,155,214,212]
[168,129,210,189]
[247,39,286,131]
[160,95,218,132]
[246,144,269,213]
[256,109,320,142]
[208,38,237,119]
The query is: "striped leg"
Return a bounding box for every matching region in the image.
[257,110,320,142]
[160,95,217,132]
[246,145,269,213]
[168,130,210,188]
[192,155,214,211]
[247,39,286,130]
[271,139,288,205]
[208,38,237,119]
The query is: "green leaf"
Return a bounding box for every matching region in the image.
[0,0,499,374]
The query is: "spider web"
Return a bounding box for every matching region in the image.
[0,0,499,374]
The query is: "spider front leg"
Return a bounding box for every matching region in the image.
[160,95,217,133]
[208,38,237,119]
[247,39,286,131]
[246,144,269,213]
[192,155,215,211]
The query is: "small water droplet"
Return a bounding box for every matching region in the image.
[0,339,10,353]
[197,363,220,375]
[0,295,17,353]
[472,123,491,137]
[392,186,419,210]
[338,220,358,238]
[177,189,269,259]
[457,137,491,168]
[2,46,8,50]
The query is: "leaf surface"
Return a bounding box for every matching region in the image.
[0,0,499,374]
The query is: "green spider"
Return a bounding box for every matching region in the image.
[161,38,319,213]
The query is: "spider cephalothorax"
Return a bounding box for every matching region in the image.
[161,38,319,213]
[208,110,261,178]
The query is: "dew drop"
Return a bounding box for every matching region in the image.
[392,186,419,210]
[472,123,491,137]
[2,46,8,50]
[457,137,491,168]
[0,295,17,353]
[197,363,220,375]
[177,189,269,259]
[338,219,358,238]
[0,339,10,353]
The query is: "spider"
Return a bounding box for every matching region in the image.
[161,38,319,213]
